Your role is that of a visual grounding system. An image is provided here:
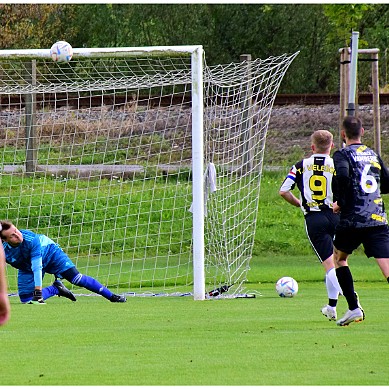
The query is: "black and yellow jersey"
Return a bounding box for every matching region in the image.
[333,143,389,228]
[280,154,336,215]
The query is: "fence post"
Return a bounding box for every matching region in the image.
[339,47,350,148]
[24,60,37,174]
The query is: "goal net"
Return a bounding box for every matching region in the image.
[0,46,298,299]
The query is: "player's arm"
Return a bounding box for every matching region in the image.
[279,165,301,208]
[378,155,389,194]
[332,151,350,209]
[0,244,10,325]
[279,190,301,207]
[29,237,44,303]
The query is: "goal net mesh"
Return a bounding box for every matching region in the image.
[0,49,298,297]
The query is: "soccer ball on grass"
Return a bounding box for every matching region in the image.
[276,276,298,298]
[50,41,73,62]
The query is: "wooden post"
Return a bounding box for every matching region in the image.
[339,47,381,153]
[24,60,37,175]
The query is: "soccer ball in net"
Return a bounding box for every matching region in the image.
[50,41,73,62]
[276,276,298,298]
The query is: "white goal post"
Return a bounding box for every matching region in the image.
[0,45,298,300]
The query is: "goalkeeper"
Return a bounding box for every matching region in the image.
[0,220,126,304]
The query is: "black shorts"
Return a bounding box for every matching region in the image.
[333,224,389,258]
[304,210,339,263]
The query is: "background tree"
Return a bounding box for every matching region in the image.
[0,4,76,48]
[0,3,387,94]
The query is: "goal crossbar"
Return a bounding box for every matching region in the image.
[0,45,203,60]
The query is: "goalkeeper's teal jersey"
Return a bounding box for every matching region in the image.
[2,230,61,287]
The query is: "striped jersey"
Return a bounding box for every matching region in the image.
[280,154,336,215]
[333,144,389,228]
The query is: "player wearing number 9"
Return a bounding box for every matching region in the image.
[279,130,343,320]
[332,115,389,326]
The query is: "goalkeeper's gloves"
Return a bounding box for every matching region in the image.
[28,289,46,305]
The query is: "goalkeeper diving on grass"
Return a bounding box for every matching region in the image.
[0,220,126,304]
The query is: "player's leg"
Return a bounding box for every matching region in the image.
[45,247,126,302]
[51,280,77,301]
[334,248,364,326]
[17,270,36,303]
[364,225,389,283]
[333,247,356,307]
[320,255,343,320]
[322,212,343,298]
[375,258,389,282]
[304,212,341,319]
[333,228,364,326]
[322,256,343,297]
[60,266,126,303]
[333,227,359,309]
[18,270,60,303]
[45,250,110,299]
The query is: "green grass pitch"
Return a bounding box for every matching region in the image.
[2,259,389,386]
[2,171,389,384]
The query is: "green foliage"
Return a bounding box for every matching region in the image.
[323,4,374,45]
[0,174,193,258]
[256,170,311,256]
[1,4,388,93]
[0,4,76,48]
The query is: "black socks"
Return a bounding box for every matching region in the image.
[336,266,358,310]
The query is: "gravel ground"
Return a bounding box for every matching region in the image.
[266,104,389,165]
[1,102,388,171]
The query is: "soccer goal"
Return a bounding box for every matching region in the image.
[0,45,298,300]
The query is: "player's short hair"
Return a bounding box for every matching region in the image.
[0,220,12,239]
[311,130,333,153]
[342,116,362,140]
